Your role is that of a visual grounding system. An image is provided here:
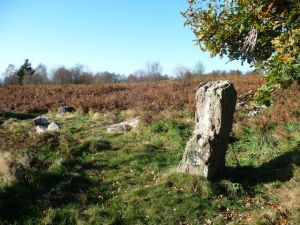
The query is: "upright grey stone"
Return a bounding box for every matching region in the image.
[178,80,237,179]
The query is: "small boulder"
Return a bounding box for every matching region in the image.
[35,125,47,133]
[125,118,140,129]
[236,101,247,109]
[107,123,130,132]
[47,122,60,131]
[56,106,75,117]
[248,110,259,117]
[253,103,268,110]
[32,117,49,126]
[107,117,140,133]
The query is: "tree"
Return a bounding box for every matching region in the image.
[174,62,205,80]
[17,59,35,85]
[174,65,193,80]
[77,72,95,84]
[129,62,168,82]
[183,0,300,102]
[70,64,85,84]
[133,69,147,80]
[193,61,205,76]
[228,70,242,76]
[145,61,162,76]
[24,63,49,85]
[2,64,18,85]
[2,64,16,78]
[94,71,121,83]
[126,74,139,82]
[34,63,49,84]
[145,61,165,81]
[52,67,73,84]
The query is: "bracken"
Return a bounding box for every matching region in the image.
[0,75,264,113]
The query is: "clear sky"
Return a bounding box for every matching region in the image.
[0,0,251,77]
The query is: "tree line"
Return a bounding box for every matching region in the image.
[0,59,254,86]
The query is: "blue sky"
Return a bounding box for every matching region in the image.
[0,0,251,77]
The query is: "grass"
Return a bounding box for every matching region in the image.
[0,108,299,225]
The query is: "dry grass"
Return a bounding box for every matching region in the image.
[233,82,300,134]
[0,152,29,184]
[0,75,264,113]
[0,152,15,183]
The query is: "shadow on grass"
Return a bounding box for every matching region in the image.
[0,111,39,122]
[77,139,119,157]
[225,144,300,186]
[133,143,181,171]
[0,158,113,223]
[0,111,49,126]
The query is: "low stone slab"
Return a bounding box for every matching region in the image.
[107,123,130,132]
[107,118,140,132]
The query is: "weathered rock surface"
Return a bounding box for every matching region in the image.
[107,123,130,132]
[32,117,49,126]
[248,110,259,117]
[34,121,60,133]
[35,125,47,133]
[56,106,75,117]
[47,122,60,131]
[178,80,237,179]
[124,118,140,129]
[107,118,140,132]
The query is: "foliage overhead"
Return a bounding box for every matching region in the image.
[183,0,300,92]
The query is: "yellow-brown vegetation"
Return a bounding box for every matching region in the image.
[0,75,264,113]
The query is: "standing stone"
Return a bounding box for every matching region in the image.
[178,80,237,179]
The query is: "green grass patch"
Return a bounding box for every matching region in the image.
[0,111,299,224]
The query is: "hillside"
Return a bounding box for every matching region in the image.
[0,76,299,224]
